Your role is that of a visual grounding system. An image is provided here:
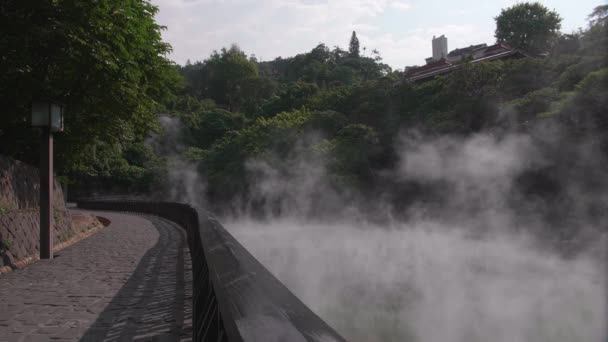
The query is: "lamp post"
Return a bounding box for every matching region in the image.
[31,101,64,259]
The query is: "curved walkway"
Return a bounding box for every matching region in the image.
[0,211,192,342]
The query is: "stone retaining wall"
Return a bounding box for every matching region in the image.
[0,155,64,210]
[0,209,76,262]
[0,155,78,268]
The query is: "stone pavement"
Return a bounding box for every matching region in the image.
[0,211,192,342]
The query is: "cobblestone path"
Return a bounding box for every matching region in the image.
[0,211,192,342]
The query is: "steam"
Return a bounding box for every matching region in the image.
[244,134,358,220]
[396,132,544,230]
[229,219,604,342]
[225,130,606,342]
[147,115,206,209]
[149,113,606,341]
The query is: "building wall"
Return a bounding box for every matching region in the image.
[432,35,448,61]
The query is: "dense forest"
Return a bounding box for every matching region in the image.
[169,2,608,227]
[1,2,607,229]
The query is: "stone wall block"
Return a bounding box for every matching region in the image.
[1,155,74,265]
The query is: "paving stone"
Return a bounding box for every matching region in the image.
[0,332,22,342]
[21,334,56,342]
[34,326,67,335]
[0,211,192,341]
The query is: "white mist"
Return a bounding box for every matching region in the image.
[227,218,604,342]
[224,132,606,342]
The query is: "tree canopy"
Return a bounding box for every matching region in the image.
[163,5,607,217]
[1,2,607,218]
[0,0,180,186]
[349,31,361,57]
[587,5,608,27]
[495,2,562,54]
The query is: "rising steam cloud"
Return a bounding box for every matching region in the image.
[226,130,606,342]
[150,112,606,341]
[147,115,207,209]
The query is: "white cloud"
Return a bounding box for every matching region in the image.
[365,24,494,69]
[152,0,398,63]
[148,0,537,68]
[389,0,412,11]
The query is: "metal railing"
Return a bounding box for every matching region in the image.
[76,200,348,342]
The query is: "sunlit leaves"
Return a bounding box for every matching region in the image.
[0,0,181,179]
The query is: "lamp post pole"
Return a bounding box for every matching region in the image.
[40,125,53,259]
[32,100,63,260]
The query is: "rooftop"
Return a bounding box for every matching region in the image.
[404,42,525,82]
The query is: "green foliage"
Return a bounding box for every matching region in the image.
[349,31,360,58]
[306,111,349,135]
[556,56,607,90]
[551,33,581,55]
[66,139,167,193]
[445,62,504,99]
[587,5,608,27]
[200,109,313,201]
[173,39,396,202]
[506,87,561,121]
[407,62,506,132]
[184,109,244,149]
[329,65,360,86]
[183,147,206,162]
[558,68,608,130]
[9,1,598,205]
[495,2,562,54]
[323,124,380,187]
[262,82,319,116]
[167,95,216,118]
[491,59,545,99]
[0,0,180,187]
[1,238,12,250]
[179,45,265,112]
[253,42,389,90]
[163,4,608,207]
[306,86,354,112]
[0,0,603,215]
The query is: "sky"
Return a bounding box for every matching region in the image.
[151,0,604,70]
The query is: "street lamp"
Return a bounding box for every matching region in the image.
[32,102,64,132]
[31,100,64,259]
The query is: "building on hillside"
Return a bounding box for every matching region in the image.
[446,43,487,63]
[433,35,448,61]
[405,36,526,82]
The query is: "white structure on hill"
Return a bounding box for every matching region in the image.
[432,35,448,61]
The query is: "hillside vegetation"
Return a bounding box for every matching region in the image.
[1,2,607,226]
[166,5,608,219]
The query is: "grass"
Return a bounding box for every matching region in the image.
[0,238,12,251]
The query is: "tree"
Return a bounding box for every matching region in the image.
[371,49,382,62]
[263,82,319,115]
[321,124,380,188]
[349,31,360,57]
[0,0,181,177]
[587,5,608,27]
[332,46,348,61]
[558,68,608,131]
[310,44,331,63]
[494,2,562,54]
[200,45,259,110]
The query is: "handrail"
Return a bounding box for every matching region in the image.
[76,200,348,342]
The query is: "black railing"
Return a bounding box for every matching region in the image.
[76,200,348,342]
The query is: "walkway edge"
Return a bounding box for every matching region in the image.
[76,200,349,342]
[0,213,104,274]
